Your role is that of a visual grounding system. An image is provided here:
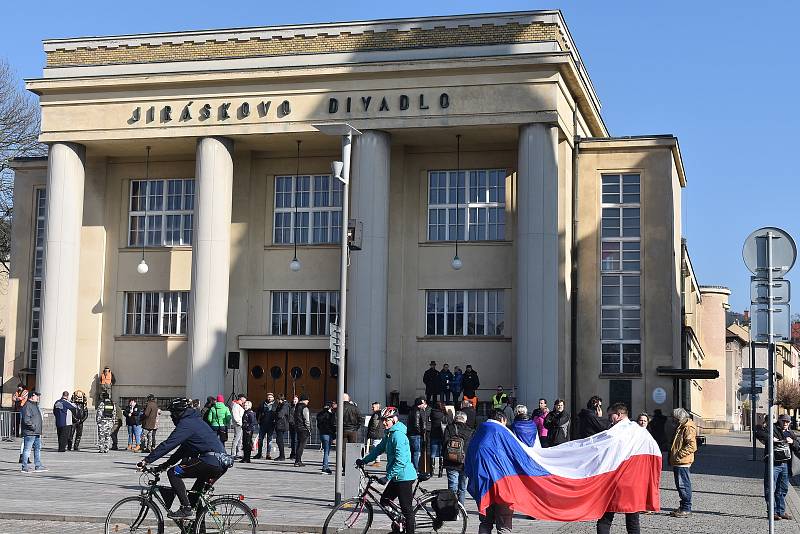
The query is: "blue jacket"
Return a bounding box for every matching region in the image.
[363,420,417,482]
[439,370,454,392]
[512,419,539,447]
[144,408,225,467]
[451,370,463,393]
[53,398,77,428]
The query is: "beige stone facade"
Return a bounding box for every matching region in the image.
[4,11,693,416]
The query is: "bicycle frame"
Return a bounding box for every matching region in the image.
[353,467,431,524]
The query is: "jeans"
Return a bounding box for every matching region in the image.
[441,390,451,404]
[430,438,442,460]
[21,435,42,470]
[764,462,790,516]
[258,426,273,456]
[320,434,332,471]
[596,511,639,534]
[409,434,422,471]
[446,469,468,505]
[127,425,142,447]
[231,424,243,456]
[672,466,692,512]
[478,504,512,534]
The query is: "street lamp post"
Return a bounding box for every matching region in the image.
[313,123,361,505]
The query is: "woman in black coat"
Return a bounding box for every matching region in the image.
[543,399,571,447]
[429,401,449,476]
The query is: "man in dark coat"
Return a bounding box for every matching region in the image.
[273,396,290,461]
[68,390,89,451]
[407,397,430,471]
[423,361,441,404]
[53,391,77,452]
[544,399,571,446]
[577,395,609,439]
[462,364,480,397]
[254,393,276,459]
[439,364,454,404]
[20,391,46,472]
[647,409,668,450]
[141,394,160,453]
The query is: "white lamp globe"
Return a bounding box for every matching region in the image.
[137,259,149,274]
[451,255,463,270]
[289,257,302,272]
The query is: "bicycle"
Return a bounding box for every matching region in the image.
[104,465,258,534]
[322,466,468,534]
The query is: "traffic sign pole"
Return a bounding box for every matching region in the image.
[766,231,775,534]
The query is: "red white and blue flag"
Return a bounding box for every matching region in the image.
[465,419,661,521]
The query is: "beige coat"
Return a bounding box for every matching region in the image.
[669,419,697,466]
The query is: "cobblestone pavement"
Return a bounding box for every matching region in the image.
[0,431,797,533]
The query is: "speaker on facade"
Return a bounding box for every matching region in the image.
[227,352,240,370]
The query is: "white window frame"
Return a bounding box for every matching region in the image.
[273,175,343,245]
[128,178,195,247]
[123,291,190,336]
[28,188,46,369]
[425,289,505,336]
[427,169,506,242]
[600,173,641,375]
[270,290,340,335]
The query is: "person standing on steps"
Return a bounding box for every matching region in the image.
[273,395,290,461]
[141,394,160,453]
[423,361,441,404]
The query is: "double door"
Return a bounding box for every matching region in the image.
[246,350,335,410]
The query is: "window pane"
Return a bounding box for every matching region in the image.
[601,208,621,238]
[622,344,641,374]
[276,177,292,208]
[183,180,195,210]
[314,176,330,207]
[167,179,183,210]
[602,275,621,306]
[182,214,193,245]
[146,215,163,246]
[622,276,640,305]
[295,176,310,208]
[129,216,145,247]
[622,208,640,237]
[601,242,621,271]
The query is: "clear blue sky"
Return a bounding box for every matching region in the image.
[2,1,798,312]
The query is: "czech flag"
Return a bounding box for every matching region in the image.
[465,419,661,521]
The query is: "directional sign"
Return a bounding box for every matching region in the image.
[750,304,792,342]
[742,368,770,378]
[329,323,343,364]
[751,278,791,305]
[739,386,763,396]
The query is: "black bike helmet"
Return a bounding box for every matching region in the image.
[169,397,192,421]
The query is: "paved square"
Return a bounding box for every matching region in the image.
[0,431,797,533]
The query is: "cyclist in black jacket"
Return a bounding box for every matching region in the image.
[137,397,229,519]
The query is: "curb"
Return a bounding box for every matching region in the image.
[0,512,324,532]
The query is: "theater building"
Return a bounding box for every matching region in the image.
[4,10,689,414]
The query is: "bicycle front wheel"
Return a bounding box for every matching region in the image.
[105,496,164,534]
[196,497,257,534]
[322,498,373,534]
[413,494,468,534]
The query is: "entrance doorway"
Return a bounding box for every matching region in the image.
[246,350,336,410]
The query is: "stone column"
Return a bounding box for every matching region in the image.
[348,130,391,410]
[516,123,559,407]
[187,136,234,399]
[38,142,86,407]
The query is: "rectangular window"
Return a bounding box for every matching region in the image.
[123,291,190,335]
[273,175,342,244]
[270,291,340,335]
[600,174,641,374]
[128,179,194,247]
[426,289,505,336]
[427,169,506,241]
[28,188,47,369]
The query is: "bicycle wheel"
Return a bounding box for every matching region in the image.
[105,496,164,534]
[195,497,257,534]
[413,494,467,534]
[322,498,373,534]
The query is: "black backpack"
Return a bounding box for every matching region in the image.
[445,435,466,464]
[432,489,459,521]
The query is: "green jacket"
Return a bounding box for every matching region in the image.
[205,402,232,428]
[362,420,417,482]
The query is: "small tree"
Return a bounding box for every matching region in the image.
[0,58,47,274]
[776,380,800,411]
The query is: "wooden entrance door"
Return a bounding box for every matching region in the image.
[246,350,332,409]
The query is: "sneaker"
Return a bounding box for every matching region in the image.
[34,466,48,472]
[781,513,793,520]
[773,514,783,521]
[265,455,272,460]
[168,506,194,519]
[21,468,33,474]
[323,468,332,475]
[670,510,691,518]
[274,456,286,461]
[252,454,262,460]
[294,462,305,467]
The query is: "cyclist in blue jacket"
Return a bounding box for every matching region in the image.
[357,406,417,534]
[137,397,229,519]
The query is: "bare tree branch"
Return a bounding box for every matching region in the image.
[0,58,47,273]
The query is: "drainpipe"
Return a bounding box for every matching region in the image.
[570,107,580,437]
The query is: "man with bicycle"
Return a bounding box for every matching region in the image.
[356,407,417,534]
[137,397,232,520]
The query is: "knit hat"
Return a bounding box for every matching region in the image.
[216,394,224,402]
